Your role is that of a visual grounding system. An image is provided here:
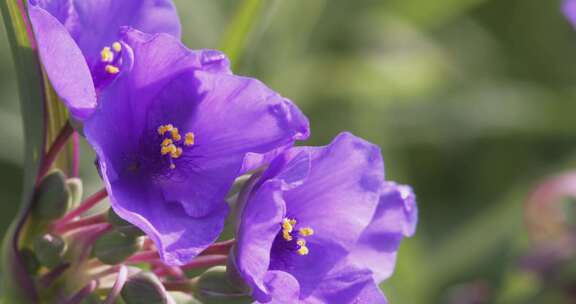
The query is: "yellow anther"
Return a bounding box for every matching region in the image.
[100,47,114,62]
[157,126,166,135]
[296,240,309,256]
[161,138,173,147]
[283,231,293,241]
[282,218,294,232]
[105,65,120,74]
[171,147,183,159]
[171,128,181,141]
[299,227,314,237]
[112,42,122,52]
[184,132,195,146]
[165,124,174,132]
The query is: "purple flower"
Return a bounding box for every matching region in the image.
[565,0,576,28]
[27,0,181,120]
[84,28,310,265]
[233,132,417,303]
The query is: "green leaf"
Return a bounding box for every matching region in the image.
[219,0,267,68]
[0,0,45,303]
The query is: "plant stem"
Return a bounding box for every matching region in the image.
[52,188,108,230]
[181,255,228,271]
[38,121,73,179]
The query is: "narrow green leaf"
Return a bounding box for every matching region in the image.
[219,0,266,68]
[0,0,44,302]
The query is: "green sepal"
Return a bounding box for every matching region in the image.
[92,229,142,265]
[32,233,66,269]
[32,170,71,220]
[193,266,252,304]
[121,272,168,304]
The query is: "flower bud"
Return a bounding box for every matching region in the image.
[107,208,144,237]
[121,272,168,304]
[92,229,142,265]
[32,170,70,220]
[19,248,40,274]
[33,233,66,269]
[194,266,252,304]
[66,177,83,209]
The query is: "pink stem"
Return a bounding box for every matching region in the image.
[153,263,185,279]
[63,280,98,304]
[53,213,107,235]
[38,121,74,179]
[104,265,128,304]
[126,251,159,264]
[200,239,235,256]
[53,188,108,230]
[181,255,228,271]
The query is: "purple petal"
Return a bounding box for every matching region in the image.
[68,0,181,65]
[285,132,384,253]
[102,175,228,266]
[262,271,300,304]
[235,151,311,301]
[28,5,97,120]
[350,182,418,282]
[564,0,576,29]
[305,261,388,304]
[236,180,286,302]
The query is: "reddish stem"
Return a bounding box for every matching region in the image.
[181,255,228,271]
[200,239,235,256]
[38,121,74,179]
[53,188,108,230]
[126,251,159,264]
[53,213,107,235]
[63,280,98,304]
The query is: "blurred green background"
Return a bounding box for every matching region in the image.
[2,0,576,302]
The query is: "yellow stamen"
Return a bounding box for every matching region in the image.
[161,138,173,147]
[171,128,181,141]
[299,227,314,237]
[105,65,120,74]
[296,239,309,256]
[112,42,122,52]
[283,231,293,241]
[100,47,114,62]
[184,132,195,146]
[171,147,183,159]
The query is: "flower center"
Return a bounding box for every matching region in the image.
[281,217,314,256]
[157,124,195,170]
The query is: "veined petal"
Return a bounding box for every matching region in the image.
[102,174,228,266]
[304,261,388,304]
[69,0,181,64]
[28,4,97,120]
[350,182,418,282]
[236,180,287,302]
[285,132,383,252]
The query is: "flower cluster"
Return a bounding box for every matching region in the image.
[26,0,417,303]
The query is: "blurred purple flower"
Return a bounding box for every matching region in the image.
[563,0,576,29]
[27,0,181,120]
[84,28,310,265]
[234,132,417,303]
